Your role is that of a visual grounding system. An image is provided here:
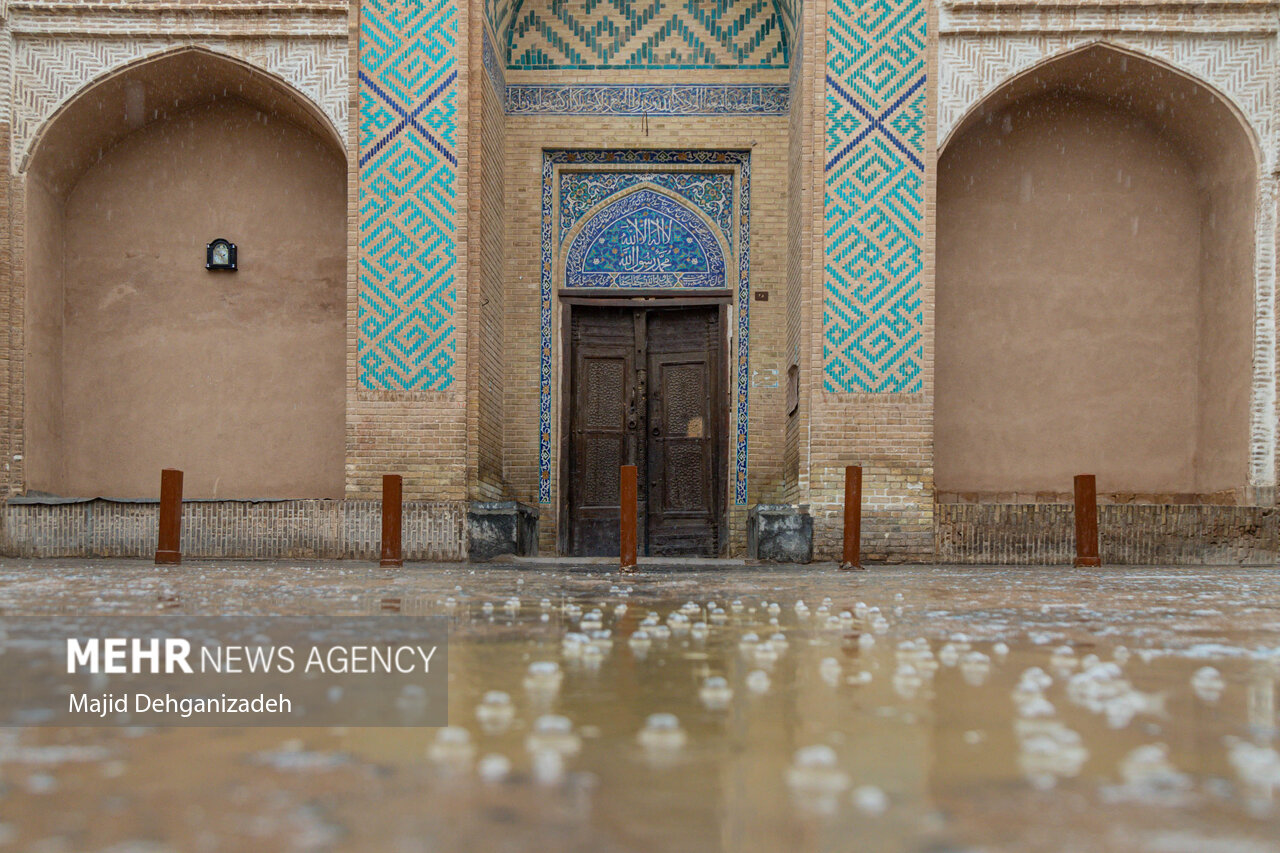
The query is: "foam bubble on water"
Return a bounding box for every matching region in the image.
[649,624,671,641]
[638,713,687,752]
[851,784,889,815]
[892,664,923,699]
[690,622,710,642]
[444,596,458,609]
[667,612,691,635]
[428,727,475,775]
[786,745,850,815]
[614,603,627,617]
[1106,743,1192,806]
[753,641,779,667]
[738,632,760,655]
[580,610,603,631]
[476,690,515,734]
[1067,661,1163,728]
[939,643,959,668]
[1225,738,1280,809]
[481,602,494,616]
[961,651,992,686]
[531,748,565,786]
[504,597,521,614]
[524,661,563,697]
[731,600,745,614]
[993,642,1010,658]
[709,607,728,625]
[1191,666,1226,702]
[1113,645,1131,665]
[561,632,589,659]
[628,630,652,656]
[1015,719,1088,790]
[1050,645,1079,677]
[858,633,876,650]
[847,671,873,686]
[700,675,734,710]
[540,598,552,610]
[854,602,868,617]
[820,657,842,687]
[477,753,511,783]
[746,670,771,694]
[770,632,789,653]
[767,602,781,616]
[526,714,581,757]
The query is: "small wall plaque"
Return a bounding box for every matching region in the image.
[206,238,237,271]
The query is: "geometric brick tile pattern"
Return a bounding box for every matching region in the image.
[13,37,349,170]
[823,0,925,393]
[508,0,788,69]
[358,0,459,390]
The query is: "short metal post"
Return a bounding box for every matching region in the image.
[841,465,863,570]
[155,468,183,566]
[380,474,403,568]
[620,465,638,571]
[1073,474,1101,568]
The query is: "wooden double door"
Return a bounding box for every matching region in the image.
[566,302,727,557]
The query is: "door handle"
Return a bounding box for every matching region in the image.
[651,427,661,437]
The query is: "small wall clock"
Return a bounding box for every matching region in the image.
[206,238,237,271]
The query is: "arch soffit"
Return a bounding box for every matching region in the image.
[21,45,345,181]
[940,40,1263,173]
[558,182,735,287]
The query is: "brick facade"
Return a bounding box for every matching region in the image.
[1,1,1277,563]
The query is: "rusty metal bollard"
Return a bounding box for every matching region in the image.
[155,468,183,566]
[1073,474,1101,568]
[620,465,638,571]
[840,465,864,570]
[380,474,403,568]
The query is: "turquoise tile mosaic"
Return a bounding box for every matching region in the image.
[358,0,459,391]
[824,0,926,393]
[507,0,788,69]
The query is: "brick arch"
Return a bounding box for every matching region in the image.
[15,40,347,174]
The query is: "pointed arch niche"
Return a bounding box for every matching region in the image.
[937,44,1260,500]
[24,48,347,500]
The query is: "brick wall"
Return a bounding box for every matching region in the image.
[937,502,1280,566]
[3,498,466,561]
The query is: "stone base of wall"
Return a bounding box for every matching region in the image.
[2,498,467,561]
[937,503,1280,566]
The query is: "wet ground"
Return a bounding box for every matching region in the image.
[1,559,1279,852]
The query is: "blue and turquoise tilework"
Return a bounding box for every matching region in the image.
[541,150,752,505]
[824,0,926,393]
[358,0,458,391]
[564,187,728,289]
[508,0,788,69]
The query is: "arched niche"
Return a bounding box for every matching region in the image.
[24,48,347,500]
[936,44,1259,500]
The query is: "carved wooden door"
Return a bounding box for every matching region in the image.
[568,304,723,557]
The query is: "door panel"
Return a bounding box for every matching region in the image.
[569,308,635,556]
[646,307,721,556]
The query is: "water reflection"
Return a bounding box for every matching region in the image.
[1,561,1279,851]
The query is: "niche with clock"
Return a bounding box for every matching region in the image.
[206,238,237,271]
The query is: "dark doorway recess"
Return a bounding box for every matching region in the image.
[563,301,728,557]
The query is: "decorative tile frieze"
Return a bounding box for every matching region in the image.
[505,83,789,115]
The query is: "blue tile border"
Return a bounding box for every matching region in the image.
[507,84,788,115]
[540,150,751,506]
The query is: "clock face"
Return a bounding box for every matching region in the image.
[212,243,230,265]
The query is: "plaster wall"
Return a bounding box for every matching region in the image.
[45,99,346,499]
[937,91,1251,497]
[24,176,65,495]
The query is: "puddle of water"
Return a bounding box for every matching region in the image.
[0,561,1278,852]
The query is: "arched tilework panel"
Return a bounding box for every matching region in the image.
[564,187,728,289]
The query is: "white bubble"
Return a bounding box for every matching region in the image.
[851,784,888,815]
[746,670,771,694]
[428,727,475,774]
[477,753,511,783]
[638,713,687,752]
[1191,666,1225,702]
[476,690,515,734]
[700,676,734,710]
